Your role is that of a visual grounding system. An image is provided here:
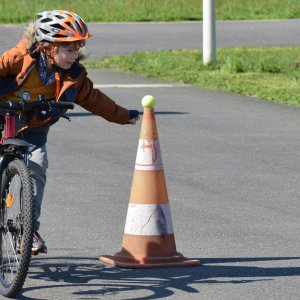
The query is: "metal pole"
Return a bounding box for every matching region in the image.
[203,0,216,65]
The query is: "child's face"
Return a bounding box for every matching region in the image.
[53,43,79,69]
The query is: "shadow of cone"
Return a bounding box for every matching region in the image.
[100,96,200,268]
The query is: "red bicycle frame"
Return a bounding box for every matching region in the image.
[3,114,16,140]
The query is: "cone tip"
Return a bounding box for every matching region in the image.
[142,95,156,109]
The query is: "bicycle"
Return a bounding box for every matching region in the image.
[0,93,74,298]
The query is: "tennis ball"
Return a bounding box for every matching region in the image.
[141,95,156,108]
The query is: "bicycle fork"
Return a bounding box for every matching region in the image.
[1,113,31,165]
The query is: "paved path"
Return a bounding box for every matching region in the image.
[1,19,300,59]
[0,21,299,299]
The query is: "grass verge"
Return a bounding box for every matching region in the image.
[0,0,299,23]
[83,46,300,107]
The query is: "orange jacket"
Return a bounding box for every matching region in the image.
[0,38,130,125]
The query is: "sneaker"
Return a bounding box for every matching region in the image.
[32,232,47,254]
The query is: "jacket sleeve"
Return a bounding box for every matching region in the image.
[0,51,15,77]
[75,71,130,124]
[0,41,26,77]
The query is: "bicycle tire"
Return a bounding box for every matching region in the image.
[0,159,34,298]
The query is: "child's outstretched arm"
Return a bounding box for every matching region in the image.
[75,71,139,125]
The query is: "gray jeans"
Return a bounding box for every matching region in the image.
[28,145,48,232]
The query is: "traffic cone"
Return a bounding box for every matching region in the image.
[100,95,200,268]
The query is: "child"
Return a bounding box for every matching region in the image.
[0,10,140,254]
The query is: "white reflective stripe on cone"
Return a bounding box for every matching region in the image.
[135,139,163,171]
[124,203,174,235]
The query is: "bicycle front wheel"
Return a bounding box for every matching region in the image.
[0,159,34,298]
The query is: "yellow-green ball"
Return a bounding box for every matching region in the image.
[141,95,156,108]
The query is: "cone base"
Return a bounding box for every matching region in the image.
[99,252,200,269]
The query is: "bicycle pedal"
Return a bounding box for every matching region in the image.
[31,250,39,256]
[31,247,47,255]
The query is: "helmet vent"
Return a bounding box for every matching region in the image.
[41,17,52,23]
[53,34,65,38]
[40,28,50,35]
[65,21,76,31]
[54,24,65,31]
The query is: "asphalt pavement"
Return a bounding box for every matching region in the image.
[0,20,299,299]
[1,19,300,59]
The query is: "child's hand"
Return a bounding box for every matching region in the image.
[128,110,140,125]
[129,116,140,124]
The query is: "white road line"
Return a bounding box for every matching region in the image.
[94,83,183,88]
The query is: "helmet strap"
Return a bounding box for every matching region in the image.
[55,72,61,100]
[42,44,56,59]
[41,45,63,100]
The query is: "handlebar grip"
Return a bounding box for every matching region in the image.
[0,102,20,110]
[0,99,75,111]
[49,101,75,110]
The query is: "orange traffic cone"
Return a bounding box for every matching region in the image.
[100,95,200,268]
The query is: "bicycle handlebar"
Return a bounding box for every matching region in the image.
[0,100,74,112]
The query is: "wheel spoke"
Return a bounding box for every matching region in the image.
[0,219,20,284]
[7,231,20,267]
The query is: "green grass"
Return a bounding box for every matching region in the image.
[83,46,300,106]
[0,0,299,23]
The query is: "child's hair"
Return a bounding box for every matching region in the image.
[22,21,88,60]
[22,21,36,48]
